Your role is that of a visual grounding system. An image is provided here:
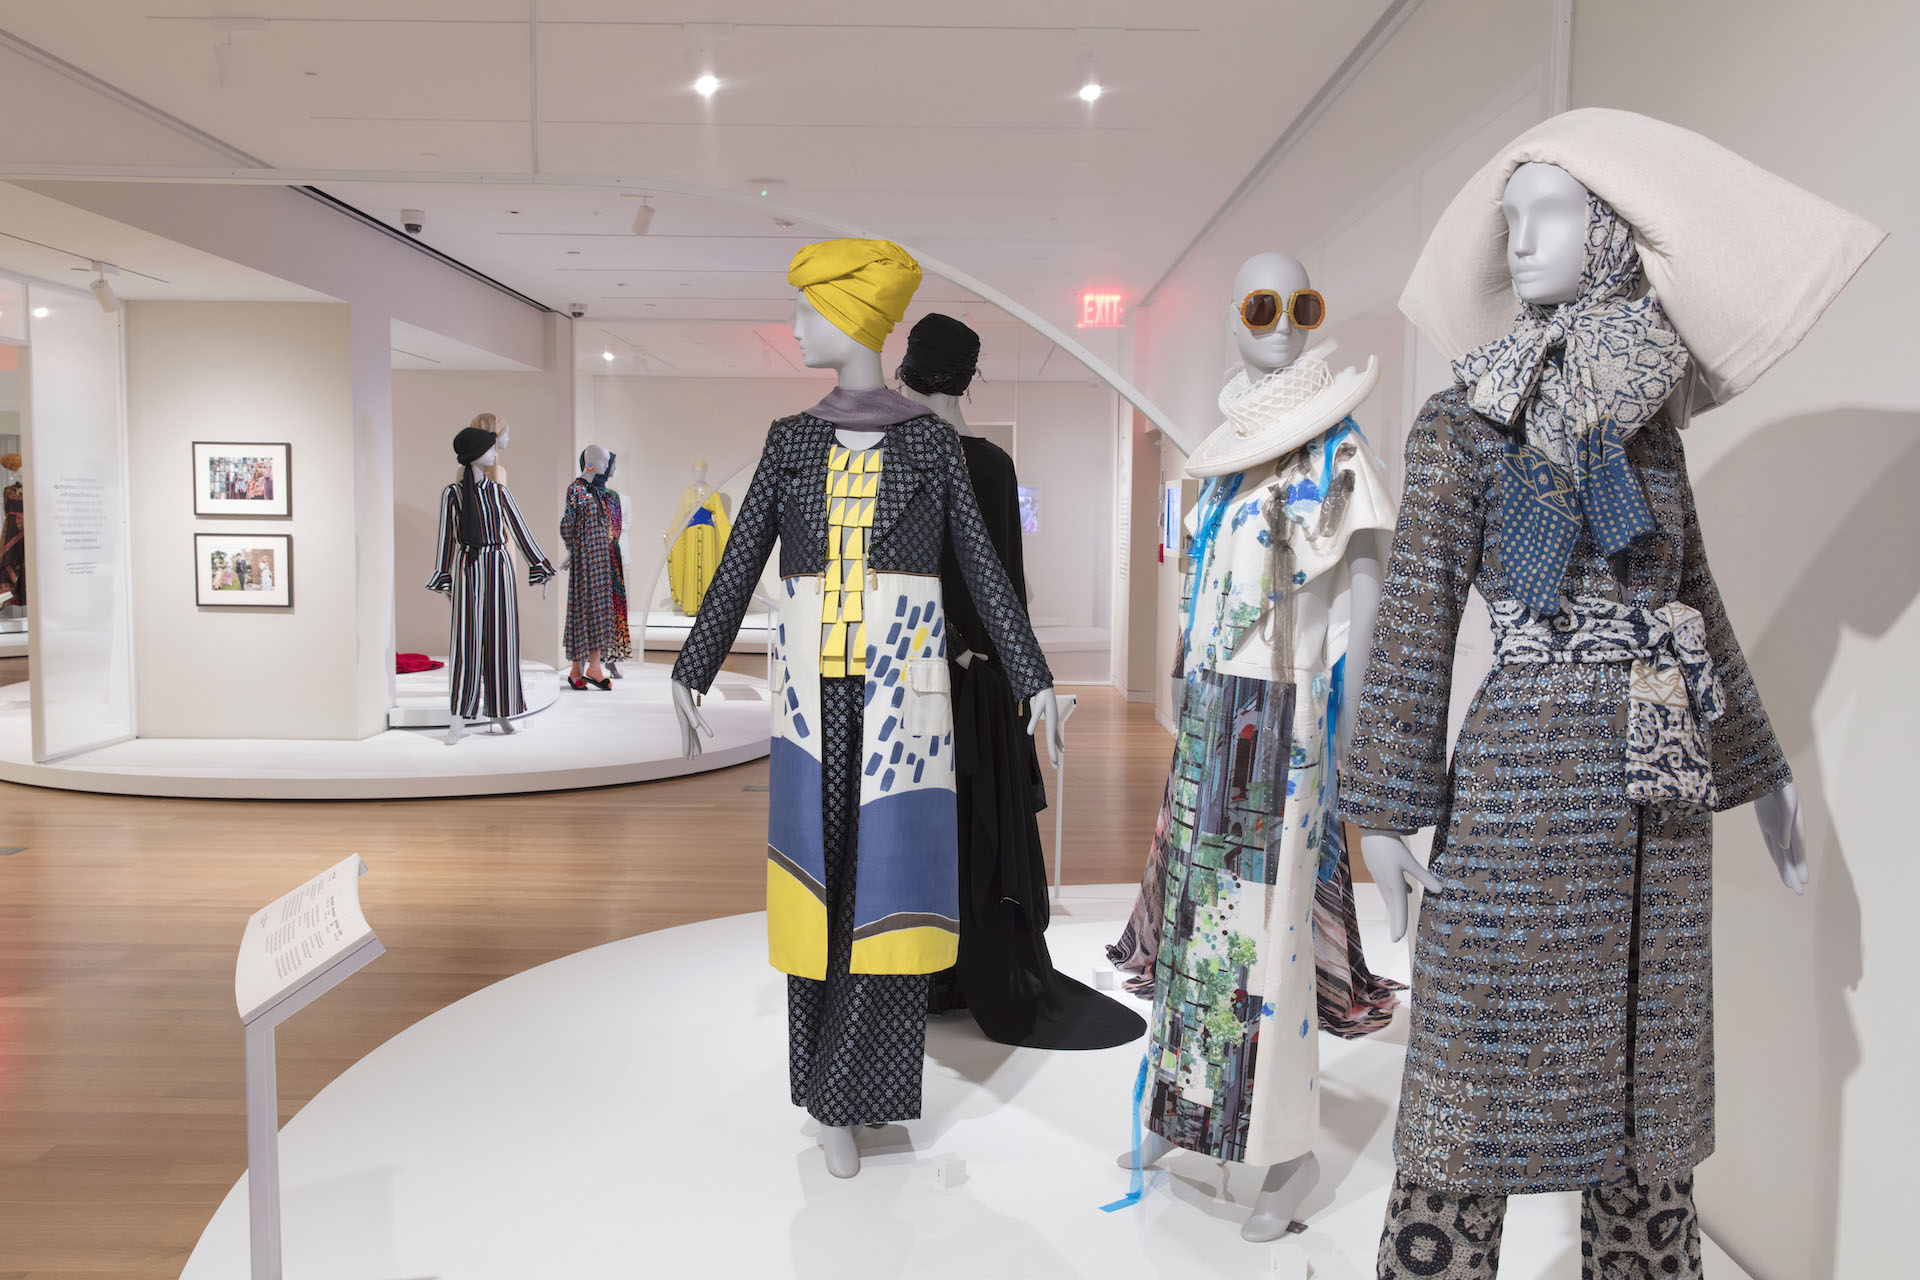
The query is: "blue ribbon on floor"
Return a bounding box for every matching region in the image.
[1099,1052,1152,1213]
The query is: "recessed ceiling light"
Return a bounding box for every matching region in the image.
[693,73,719,97]
[1079,53,1102,102]
[30,306,49,318]
[602,350,615,362]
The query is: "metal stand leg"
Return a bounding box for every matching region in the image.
[1049,693,1079,904]
[244,1020,282,1280]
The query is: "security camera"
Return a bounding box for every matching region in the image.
[401,209,424,235]
[568,302,587,319]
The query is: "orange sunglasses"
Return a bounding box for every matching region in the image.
[1238,287,1326,334]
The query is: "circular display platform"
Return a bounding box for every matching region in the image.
[0,662,770,799]
[176,888,1750,1279]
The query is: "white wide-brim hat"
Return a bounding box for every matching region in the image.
[1400,107,1884,410]
[1185,342,1380,479]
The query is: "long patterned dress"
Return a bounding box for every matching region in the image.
[605,489,633,662]
[1122,425,1399,1166]
[1340,387,1791,1194]
[560,478,621,662]
[427,478,555,719]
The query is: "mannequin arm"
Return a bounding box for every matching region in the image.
[1335,531,1384,761]
[1024,687,1065,769]
[425,484,457,594]
[1755,781,1810,893]
[1359,828,1442,943]
[672,679,715,761]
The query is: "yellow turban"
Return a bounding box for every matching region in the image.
[787,238,922,352]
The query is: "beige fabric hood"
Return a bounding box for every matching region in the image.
[1399,108,1886,408]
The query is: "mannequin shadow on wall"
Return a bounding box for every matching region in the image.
[1689,406,1920,1279]
[395,502,434,651]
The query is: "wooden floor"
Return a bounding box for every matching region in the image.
[0,656,1173,1279]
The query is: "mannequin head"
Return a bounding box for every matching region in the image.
[464,412,506,472]
[791,292,872,371]
[896,312,979,432]
[1503,162,1591,306]
[691,457,708,485]
[1231,252,1317,378]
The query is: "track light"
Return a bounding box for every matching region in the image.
[88,262,118,314]
[1078,53,1102,102]
[630,199,654,236]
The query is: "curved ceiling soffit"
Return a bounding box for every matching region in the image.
[0,162,1195,453]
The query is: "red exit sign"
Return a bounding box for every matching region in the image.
[1077,291,1126,328]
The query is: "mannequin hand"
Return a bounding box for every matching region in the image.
[1026,687,1067,770]
[1360,829,1442,943]
[1755,781,1810,894]
[671,680,714,761]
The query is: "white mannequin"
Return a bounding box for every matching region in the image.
[1359,162,1810,943]
[1123,252,1387,1243]
[446,438,517,745]
[672,290,1066,1179]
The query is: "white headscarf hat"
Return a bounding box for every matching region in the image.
[1399,107,1885,409]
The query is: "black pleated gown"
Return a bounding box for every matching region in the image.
[927,435,1144,1050]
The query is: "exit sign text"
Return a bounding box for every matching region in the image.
[1078,291,1125,328]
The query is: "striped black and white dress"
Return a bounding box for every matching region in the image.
[426,477,555,718]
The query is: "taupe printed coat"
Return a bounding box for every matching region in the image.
[1340,386,1790,1193]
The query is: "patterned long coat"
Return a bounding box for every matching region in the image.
[1340,386,1790,1195]
[672,412,1052,979]
[560,478,621,661]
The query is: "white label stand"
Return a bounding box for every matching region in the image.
[235,855,385,1280]
[1049,693,1079,903]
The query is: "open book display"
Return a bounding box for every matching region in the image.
[235,853,380,1025]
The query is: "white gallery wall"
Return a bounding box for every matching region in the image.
[29,180,555,729]
[588,372,1115,657]
[1570,2,1916,1275]
[392,354,575,666]
[124,301,360,739]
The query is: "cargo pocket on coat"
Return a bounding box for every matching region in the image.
[903,657,950,738]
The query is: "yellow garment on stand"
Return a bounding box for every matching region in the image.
[820,445,880,677]
[667,491,731,617]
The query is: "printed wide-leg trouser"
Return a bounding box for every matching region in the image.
[1377,1167,1702,1279]
[786,676,931,1126]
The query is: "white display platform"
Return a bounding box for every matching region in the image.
[386,658,559,728]
[0,663,770,800]
[178,888,1753,1280]
[644,606,776,654]
[0,628,27,657]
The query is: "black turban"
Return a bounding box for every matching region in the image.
[899,313,980,397]
[452,426,499,546]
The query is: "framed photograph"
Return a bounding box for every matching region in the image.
[194,533,292,608]
[193,442,290,517]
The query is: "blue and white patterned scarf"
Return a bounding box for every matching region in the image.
[1455,193,1690,616]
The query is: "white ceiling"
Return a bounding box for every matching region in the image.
[0,1,1393,377]
[0,180,331,303]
